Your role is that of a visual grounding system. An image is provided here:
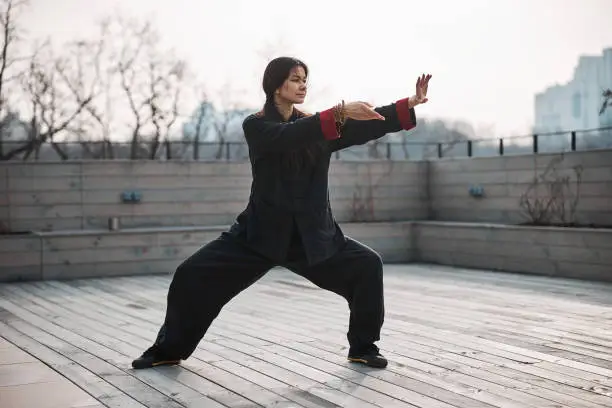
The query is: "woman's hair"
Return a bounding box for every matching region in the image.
[261,57,326,171]
[262,57,309,115]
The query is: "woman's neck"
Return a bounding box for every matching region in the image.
[273,95,294,121]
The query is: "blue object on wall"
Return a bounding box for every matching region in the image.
[121,190,143,203]
[468,185,484,197]
[131,190,142,202]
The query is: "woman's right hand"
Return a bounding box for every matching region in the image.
[343,101,385,121]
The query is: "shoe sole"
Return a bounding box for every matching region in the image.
[152,359,180,367]
[347,357,387,368]
[132,359,180,369]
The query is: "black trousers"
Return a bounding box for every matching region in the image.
[152,232,385,359]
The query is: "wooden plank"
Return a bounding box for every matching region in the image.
[383,281,612,333]
[6,200,419,225]
[217,339,485,408]
[0,235,40,253]
[59,185,424,205]
[80,161,253,177]
[9,191,82,206]
[430,197,611,213]
[7,281,338,407]
[288,280,612,382]
[0,296,209,408]
[381,286,612,341]
[112,274,612,408]
[262,272,612,356]
[417,237,612,265]
[48,291,352,407]
[505,182,612,198]
[30,222,413,278]
[81,213,233,230]
[393,263,609,292]
[0,287,262,408]
[39,282,270,408]
[41,246,199,265]
[81,188,250,205]
[39,229,218,250]
[8,176,82,192]
[40,259,178,284]
[41,285,329,407]
[81,175,254,190]
[0,252,41,268]
[5,163,82,178]
[248,309,612,407]
[0,322,148,408]
[3,263,612,408]
[79,270,612,402]
[9,204,83,220]
[15,280,334,408]
[414,222,612,249]
[7,217,83,232]
[433,182,612,199]
[44,278,426,401]
[237,274,612,404]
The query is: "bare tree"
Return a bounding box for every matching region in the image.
[213,111,233,160]
[394,118,470,160]
[2,41,95,160]
[104,15,190,160]
[190,88,211,160]
[62,20,119,159]
[54,31,112,159]
[0,0,28,157]
[519,154,583,225]
[145,53,186,160]
[348,161,396,222]
[211,83,248,160]
[108,16,155,159]
[600,89,612,116]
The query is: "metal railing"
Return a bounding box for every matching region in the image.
[1,126,611,162]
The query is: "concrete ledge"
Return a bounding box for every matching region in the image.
[2,221,610,282]
[414,221,612,282]
[0,233,42,281]
[0,222,413,281]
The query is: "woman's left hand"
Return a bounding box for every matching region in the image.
[409,74,432,108]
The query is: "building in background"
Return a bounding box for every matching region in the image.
[534,47,612,133]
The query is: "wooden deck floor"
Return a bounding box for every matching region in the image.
[2,264,612,408]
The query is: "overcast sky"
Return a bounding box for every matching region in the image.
[22,0,612,137]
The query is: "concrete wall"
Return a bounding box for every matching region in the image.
[2,150,610,233]
[415,221,612,282]
[0,160,428,233]
[430,149,612,225]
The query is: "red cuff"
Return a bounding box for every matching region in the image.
[396,98,416,131]
[320,108,340,140]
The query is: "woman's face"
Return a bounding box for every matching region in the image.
[277,66,307,104]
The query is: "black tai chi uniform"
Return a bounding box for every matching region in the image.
[134,98,417,368]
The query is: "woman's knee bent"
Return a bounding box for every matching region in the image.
[359,249,384,283]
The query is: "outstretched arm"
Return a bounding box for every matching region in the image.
[328,74,432,152]
[243,108,341,157]
[328,99,417,152]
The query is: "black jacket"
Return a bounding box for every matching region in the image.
[228,99,417,265]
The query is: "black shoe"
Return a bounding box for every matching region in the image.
[131,346,181,369]
[347,344,388,368]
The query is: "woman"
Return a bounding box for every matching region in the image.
[132,57,431,370]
